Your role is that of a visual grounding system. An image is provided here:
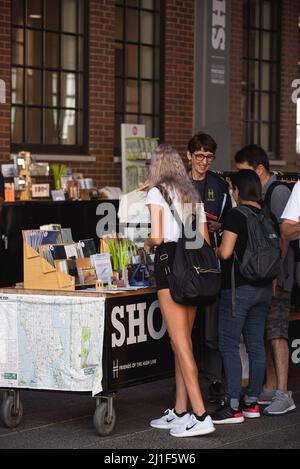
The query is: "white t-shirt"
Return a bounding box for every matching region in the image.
[281,180,300,222]
[145,187,206,243]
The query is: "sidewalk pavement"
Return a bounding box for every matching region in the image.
[0,365,299,449]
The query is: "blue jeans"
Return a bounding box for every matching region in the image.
[218,284,273,401]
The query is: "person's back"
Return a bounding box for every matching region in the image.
[211,170,273,426]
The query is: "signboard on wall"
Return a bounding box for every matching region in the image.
[195,0,231,171]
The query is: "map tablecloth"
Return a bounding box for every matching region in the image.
[0,294,105,396]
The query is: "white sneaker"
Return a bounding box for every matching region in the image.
[170,413,216,438]
[149,409,191,429]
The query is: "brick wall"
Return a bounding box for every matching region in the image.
[164,0,195,161]
[0,0,11,166]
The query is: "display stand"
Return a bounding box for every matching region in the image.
[22,232,75,291]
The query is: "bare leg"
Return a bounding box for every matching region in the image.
[158,290,205,416]
[264,340,277,391]
[271,338,289,393]
[173,306,197,413]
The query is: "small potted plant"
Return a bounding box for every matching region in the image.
[108,239,136,287]
[51,164,67,190]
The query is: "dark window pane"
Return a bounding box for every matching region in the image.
[116,7,124,41]
[262,32,271,60]
[45,71,59,107]
[12,28,24,65]
[154,82,160,114]
[261,93,270,121]
[61,72,76,108]
[141,81,153,114]
[11,107,23,142]
[12,68,23,104]
[141,12,154,44]
[26,108,42,144]
[78,0,85,35]
[249,0,260,28]
[262,0,271,30]
[249,61,259,89]
[44,109,59,144]
[60,109,76,144]
[62,35,76,69]
[45,0,60,30]
[262,63,271,90]
[127,44,138,77]
[27,68,42,105]
[125,114,138,124]
[62,0,77,33]
[142,0,154,10]
[45,33,59,68]
[27,0,42,27]
[141,46,153,79]
[12,0,24,26]
[249,31,260,59]
[127,9,139,42]
[127,0,139,7]
[126,80,138,113]
[26,30,42,67]
[140,115,153,137]
[261,123,270,151]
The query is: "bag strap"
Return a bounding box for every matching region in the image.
[155,185,184,229]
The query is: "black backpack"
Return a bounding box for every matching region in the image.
[156,186,221,306]
[234,205,281,282]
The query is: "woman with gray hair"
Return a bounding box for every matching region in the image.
[144,143,215,438]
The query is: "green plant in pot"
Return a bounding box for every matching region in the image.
[51,164,67,190]
[108,239,136,286]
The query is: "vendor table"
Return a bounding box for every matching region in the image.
[0,287,173,436]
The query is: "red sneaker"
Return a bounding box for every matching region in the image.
[242,401,260,419]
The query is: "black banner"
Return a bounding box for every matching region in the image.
[102,293,174,392]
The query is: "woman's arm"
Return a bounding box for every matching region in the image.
[216,230,238,260]
[144,203,164,252]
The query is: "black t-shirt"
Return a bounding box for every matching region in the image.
[221,205,273,290]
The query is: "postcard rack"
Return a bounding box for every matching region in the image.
[22,231,75,291]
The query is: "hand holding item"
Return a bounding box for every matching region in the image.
[207,220,222,233]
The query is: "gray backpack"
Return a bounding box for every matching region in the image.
[235,205,281,282]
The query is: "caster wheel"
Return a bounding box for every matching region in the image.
[0,396,23,429]
[93,402,116,436]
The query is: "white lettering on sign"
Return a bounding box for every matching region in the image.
[212,0,226,51]
[111,301,166,348]
[291,339,300,365]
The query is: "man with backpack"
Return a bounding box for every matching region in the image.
[187,132,232,403]
[235,145,296,416]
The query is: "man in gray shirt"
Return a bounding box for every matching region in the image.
[235,145,296,415]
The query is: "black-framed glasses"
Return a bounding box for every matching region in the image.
[192,152,215,163]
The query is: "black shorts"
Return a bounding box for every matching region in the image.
[154,242,177,291]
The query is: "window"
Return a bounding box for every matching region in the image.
[11,0,87,154]
[115,0,164,155]
[242,0,280,157]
